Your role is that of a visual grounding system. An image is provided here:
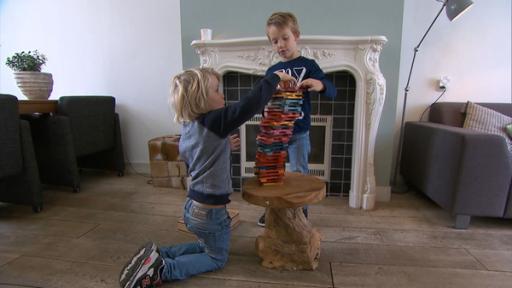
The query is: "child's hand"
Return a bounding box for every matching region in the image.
[274,71,295,82]
[229,134,240,151]
[299,79,324,92]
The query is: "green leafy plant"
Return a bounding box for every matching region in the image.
[5,50,47,72]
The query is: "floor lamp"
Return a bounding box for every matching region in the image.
[392,0,474,193]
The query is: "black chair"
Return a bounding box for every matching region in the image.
[27,96,125,192]
[0,94,43,212]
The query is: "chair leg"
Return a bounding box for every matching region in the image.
[32,203,43,213]
[454,214,471,229]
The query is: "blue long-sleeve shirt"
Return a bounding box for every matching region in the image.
[179,73,281,205]
[265,56,336,134]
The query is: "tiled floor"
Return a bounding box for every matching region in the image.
[1,171,511,287]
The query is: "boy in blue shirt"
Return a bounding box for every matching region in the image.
[258,11,336,226]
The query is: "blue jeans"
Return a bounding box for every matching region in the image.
[288,131,310,216]
[159,198,231,281]
[288,131,310,174]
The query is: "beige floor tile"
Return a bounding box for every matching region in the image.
[0,252,18,266]
[167,276,327,288]
[321,242,485,270]
[1,172,511,288]
[0,217,97,238]
[44,193,179,216]
[204,255,333,287]
[468,249,512,272]
[80,221,196,246]
[0,230,73,255]
[379,229,512,250]
[23,237,141,266]
[331,262,512,288]
[318,226,384,244]
[0,256,117,288]
[39,205,176,227]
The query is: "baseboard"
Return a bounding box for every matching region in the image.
[376,185,391,202]
[126,162,150,175]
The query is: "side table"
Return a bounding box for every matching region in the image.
[242,172,325,270]
[18,100,57,114]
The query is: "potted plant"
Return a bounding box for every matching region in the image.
[5,50,53,100]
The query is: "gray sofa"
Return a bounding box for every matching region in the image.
[401,102,512,229]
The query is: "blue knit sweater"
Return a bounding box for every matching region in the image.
[179,73,281,205]
[265,56,336,134]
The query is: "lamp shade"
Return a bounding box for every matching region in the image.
[446,0,474,21]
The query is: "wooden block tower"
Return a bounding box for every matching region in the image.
[254,80,303,185]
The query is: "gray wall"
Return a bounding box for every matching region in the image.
[180,0,404,186]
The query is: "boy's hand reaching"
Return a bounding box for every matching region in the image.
[299,79,324,92]
[274,72,297,91]
[274,71,295,82]
[229,134,240,151]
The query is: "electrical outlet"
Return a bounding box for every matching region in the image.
[438,76,451,90]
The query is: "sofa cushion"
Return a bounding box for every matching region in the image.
[506,123,512,139]
[430,102,512,127]
[58,96,116,157]
[463,102,512,153]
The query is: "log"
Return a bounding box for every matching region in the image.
[243,172,326,270]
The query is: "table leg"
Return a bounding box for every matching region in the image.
[255,207,321,270]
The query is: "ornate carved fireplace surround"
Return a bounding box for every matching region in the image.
[192,35,387,210]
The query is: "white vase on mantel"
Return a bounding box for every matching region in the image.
[14,71,53,100]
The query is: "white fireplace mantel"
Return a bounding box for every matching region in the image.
[191,35,388,210]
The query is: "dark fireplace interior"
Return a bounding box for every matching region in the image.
[224,71,356,197]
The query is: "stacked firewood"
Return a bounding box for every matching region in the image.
[255,80,303,185]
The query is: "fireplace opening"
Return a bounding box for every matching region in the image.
[224,70,356,197]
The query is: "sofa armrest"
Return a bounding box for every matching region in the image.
[401,121,512,217]
[0,95,23,178]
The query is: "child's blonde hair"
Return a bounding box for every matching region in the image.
[170,67,221,123]
[266,12,300,38]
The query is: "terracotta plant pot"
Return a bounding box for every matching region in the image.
[14,71,53,100]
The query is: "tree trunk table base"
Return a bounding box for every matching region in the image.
[243,172,325,271]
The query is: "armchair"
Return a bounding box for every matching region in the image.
[27,96,125,192]
[0,94,43,212]
[401,102,512,229]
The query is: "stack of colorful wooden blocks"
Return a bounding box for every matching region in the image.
[255,80,303,185]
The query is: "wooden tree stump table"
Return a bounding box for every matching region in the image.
[242,172,326,270]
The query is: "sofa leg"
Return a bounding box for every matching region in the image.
[454,215,471,229]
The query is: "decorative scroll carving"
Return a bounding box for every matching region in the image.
[196,47,219,67]
[235,46,336,69]
[365,41,386,74]
[300,47,336,62]
[365,76,385,129]
[236,46,278,69]
[363,72,386,210]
